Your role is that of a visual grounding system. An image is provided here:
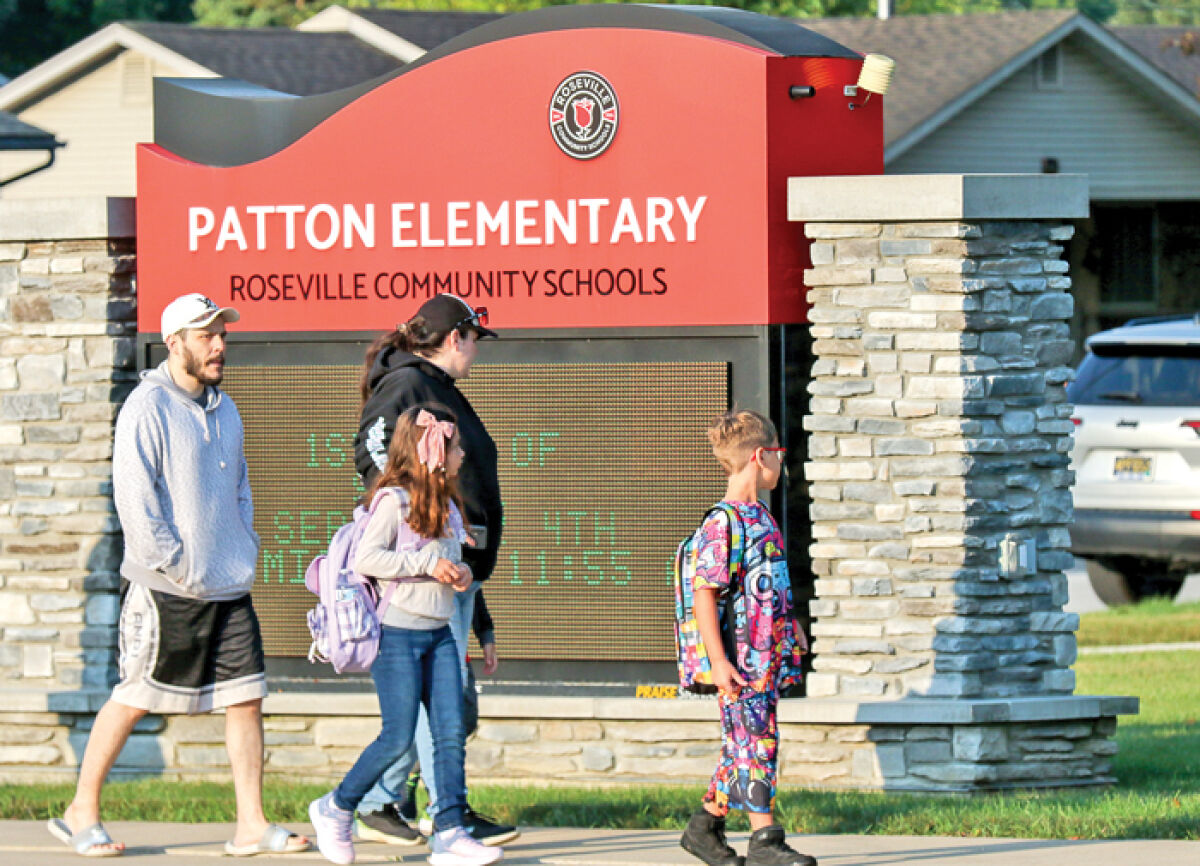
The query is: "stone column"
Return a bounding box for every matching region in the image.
[782,175,1136,791]
[0,198,136,701]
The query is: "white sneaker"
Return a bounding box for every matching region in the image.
[309,792,356,865]
[418,814,434,838]
[428,826,502,866]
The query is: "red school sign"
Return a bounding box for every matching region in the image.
[135,6,883,334]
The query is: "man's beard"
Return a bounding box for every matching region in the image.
[183,344,223,386]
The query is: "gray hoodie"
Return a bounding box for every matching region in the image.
[112,362,259,601]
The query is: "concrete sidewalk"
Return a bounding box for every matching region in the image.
[5,821,1199,866]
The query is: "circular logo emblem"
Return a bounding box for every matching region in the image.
[549,71,619,160]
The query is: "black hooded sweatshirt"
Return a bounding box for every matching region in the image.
[354,346,503,582]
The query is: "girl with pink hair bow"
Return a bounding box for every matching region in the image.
[309,405,502,866]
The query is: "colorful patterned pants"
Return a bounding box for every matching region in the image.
[704,689,779,814]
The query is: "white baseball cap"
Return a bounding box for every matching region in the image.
[160,293,240,337]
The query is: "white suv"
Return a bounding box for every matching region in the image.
[1068,316,1200,603]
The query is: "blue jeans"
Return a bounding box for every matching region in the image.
[359,582,478,818]
[333,624,465,832]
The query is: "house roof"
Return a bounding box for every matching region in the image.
[1112,26,1200,98]
[352,8,503,50]
[0,19,404,111]
[0,109,60,150]
[296,5,499,62]
[803,10,1077,149]
[124,21,402,96]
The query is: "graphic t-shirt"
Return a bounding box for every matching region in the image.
[692,500,806,694]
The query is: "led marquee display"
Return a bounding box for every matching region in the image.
[223,361,728,661]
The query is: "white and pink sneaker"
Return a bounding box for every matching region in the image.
[309,792,356,864]
[428,825,503,866]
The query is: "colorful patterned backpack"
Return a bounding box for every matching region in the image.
[672,502,746,694]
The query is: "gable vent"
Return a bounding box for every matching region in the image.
[1036,44,1063,91]
[121,53,153,106]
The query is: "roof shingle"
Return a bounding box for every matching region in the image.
[126,21,403,96]
[1112,26,1200,98]
[354,9,503,50]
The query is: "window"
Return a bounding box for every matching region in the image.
[1069,345,1200,407]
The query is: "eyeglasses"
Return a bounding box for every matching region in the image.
[761,446,787,461]
[454,307,488,331]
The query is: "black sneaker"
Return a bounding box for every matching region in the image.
[463,807,520,846]
[680,809,744,866]
[745,825,816,866]
[355,803,424,846]
[396,770,421,823]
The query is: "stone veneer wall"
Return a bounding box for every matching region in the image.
[0,200,134,733]
[0,693,1124,791]
[793,175,1086,703]
[802,217,1079,701]
[780,174,1135,790]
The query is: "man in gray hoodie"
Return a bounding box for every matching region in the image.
[48,294,309,858]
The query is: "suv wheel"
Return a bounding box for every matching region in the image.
[1084,557,1187,604]
[1083,558,1137,605]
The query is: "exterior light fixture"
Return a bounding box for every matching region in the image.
[846,53,895,109]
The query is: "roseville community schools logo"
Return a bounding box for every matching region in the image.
[549,71,619,160]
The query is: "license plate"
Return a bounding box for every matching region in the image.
[1113,455,1153,480]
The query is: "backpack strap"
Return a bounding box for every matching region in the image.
[706,501,748,665]
[365,488,403,617]
[447,501,470,545]
[376,575,400,618]
[367,486,400,515]
[708,501,748,588]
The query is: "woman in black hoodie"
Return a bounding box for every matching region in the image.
[352,294,517,848]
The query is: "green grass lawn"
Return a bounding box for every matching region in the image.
[4,614,1200,839]
[1076,598,1200,647]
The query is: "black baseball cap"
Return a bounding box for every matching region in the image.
[413,294,498,339]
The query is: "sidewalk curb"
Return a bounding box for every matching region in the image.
[4,822,1200,866]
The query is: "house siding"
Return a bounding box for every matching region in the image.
[0,49,209,199]
[889,34,1200,201]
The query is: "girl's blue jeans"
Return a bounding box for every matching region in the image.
[358,581,478,817]
[332,624,466,832]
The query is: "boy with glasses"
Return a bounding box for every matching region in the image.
[680,410,813,866]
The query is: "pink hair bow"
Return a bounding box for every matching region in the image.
[416,410,455,471]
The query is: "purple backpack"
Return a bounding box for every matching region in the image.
[304,489,400,674]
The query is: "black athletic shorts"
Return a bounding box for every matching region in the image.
[111,582,267,714]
